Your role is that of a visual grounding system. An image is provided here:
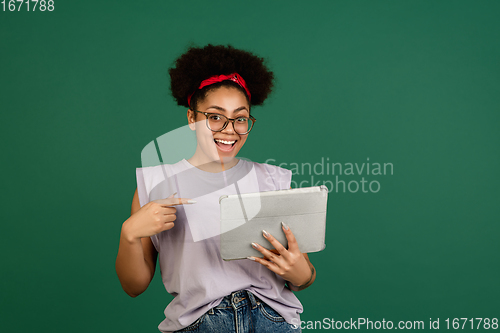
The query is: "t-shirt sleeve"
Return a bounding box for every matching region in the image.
[261,163,292,190]
[135,167,149,208]
[277,166,292,190]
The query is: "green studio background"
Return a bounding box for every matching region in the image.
[1,1,499,332]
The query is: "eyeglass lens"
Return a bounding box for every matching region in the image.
[207,114,252,134]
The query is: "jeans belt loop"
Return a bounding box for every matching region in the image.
[246,291,259,309]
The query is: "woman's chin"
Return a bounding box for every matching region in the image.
[195,142,243,167]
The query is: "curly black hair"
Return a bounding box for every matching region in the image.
[169,44,274,110]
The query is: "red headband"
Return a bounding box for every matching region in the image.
[187,73,251,106]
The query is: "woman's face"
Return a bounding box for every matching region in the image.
[188,86,251,167]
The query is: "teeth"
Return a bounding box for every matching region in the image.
[215,139,236,145]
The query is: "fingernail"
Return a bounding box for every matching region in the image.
[262,230,270,238]
[187,200,197,204]
[251,242,259,249]
[247,256,256,261]
[171,192,177,197]
[281,221,289,230]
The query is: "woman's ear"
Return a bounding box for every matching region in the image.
[187,109,196,131]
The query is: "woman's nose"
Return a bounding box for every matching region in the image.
[221,120,236,134]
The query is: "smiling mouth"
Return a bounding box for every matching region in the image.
[214,138,237,151]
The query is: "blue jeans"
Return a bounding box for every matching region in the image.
[174,290,301,332]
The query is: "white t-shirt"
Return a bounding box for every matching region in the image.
[136,158,303,332]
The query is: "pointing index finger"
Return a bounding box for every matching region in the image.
[153,198,197,206]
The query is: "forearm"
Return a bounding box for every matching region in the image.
[115,225,153,297]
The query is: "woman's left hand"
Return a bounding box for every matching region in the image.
[248,222,314,288]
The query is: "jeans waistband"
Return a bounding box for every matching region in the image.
[211,290,260,313]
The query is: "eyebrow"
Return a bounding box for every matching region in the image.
[206,105,249,114]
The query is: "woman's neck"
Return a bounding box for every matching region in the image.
[187,154,239,173]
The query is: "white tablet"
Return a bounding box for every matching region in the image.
[219,185,328,260]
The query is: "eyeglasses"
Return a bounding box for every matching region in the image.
[190,110,256,135]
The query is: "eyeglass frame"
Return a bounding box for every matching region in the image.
[189,109,256,135]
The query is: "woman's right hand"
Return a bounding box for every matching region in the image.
[122,193,195,242]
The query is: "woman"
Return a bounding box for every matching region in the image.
[116,44,316,333]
